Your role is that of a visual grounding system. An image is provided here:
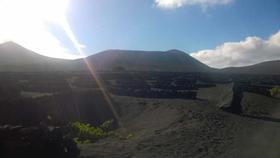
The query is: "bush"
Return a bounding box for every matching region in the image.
[66,120,115,144]
[270,86,280,97]
[100,119,114,131]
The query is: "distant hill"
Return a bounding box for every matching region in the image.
[1,42,279,74]
[0,42,80,72]
[80,49,212,72]
[0,42,213,72]
[222,60,280,75]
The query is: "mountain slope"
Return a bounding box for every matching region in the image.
[80,49,212,72]
[0,42,80,72]
[0,42,213,72]
[4,41,280,74]
[222,60,280,75]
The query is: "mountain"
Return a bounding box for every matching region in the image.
[222,60,280,75]
[2,42,279,74]
[0,42,212,72]
[0,42,81,72]
[80,49,212,72]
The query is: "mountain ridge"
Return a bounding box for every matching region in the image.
[222,60,280,75]
[82,49,212,72]
[0,42,280,74]
[0,42,78,72]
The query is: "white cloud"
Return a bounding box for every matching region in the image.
[191,31,280,68]
[155,0,232,9]
[0,0,82,59]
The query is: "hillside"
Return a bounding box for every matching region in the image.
[0,42,280,158]
[0,42,80,72]
[80,49,212,72]
[1,41,280,74]
[0,42,213,72]
[222,60,280,75]
[79,94,280,158]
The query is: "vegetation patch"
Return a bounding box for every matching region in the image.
[65,120,115,144]
[270,86,280,97]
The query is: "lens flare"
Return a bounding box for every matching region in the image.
[0,0,122,126]
[0,0,80,59]
[54,2,122,127]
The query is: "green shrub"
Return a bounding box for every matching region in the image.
[66,120,115,144]
[270,86,280,97]
[100,119,114,131]
[64,120,135,144]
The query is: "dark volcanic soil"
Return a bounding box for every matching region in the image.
[79,95,280,158]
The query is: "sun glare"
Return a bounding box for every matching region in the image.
[0,0,83,59]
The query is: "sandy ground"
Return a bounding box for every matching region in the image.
[79,85,280,158]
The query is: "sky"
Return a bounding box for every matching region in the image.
[0,0,279,68]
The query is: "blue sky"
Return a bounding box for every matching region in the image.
[65,0,280,54]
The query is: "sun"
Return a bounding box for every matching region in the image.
[0,0,83,59]
[1,0,68,22]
